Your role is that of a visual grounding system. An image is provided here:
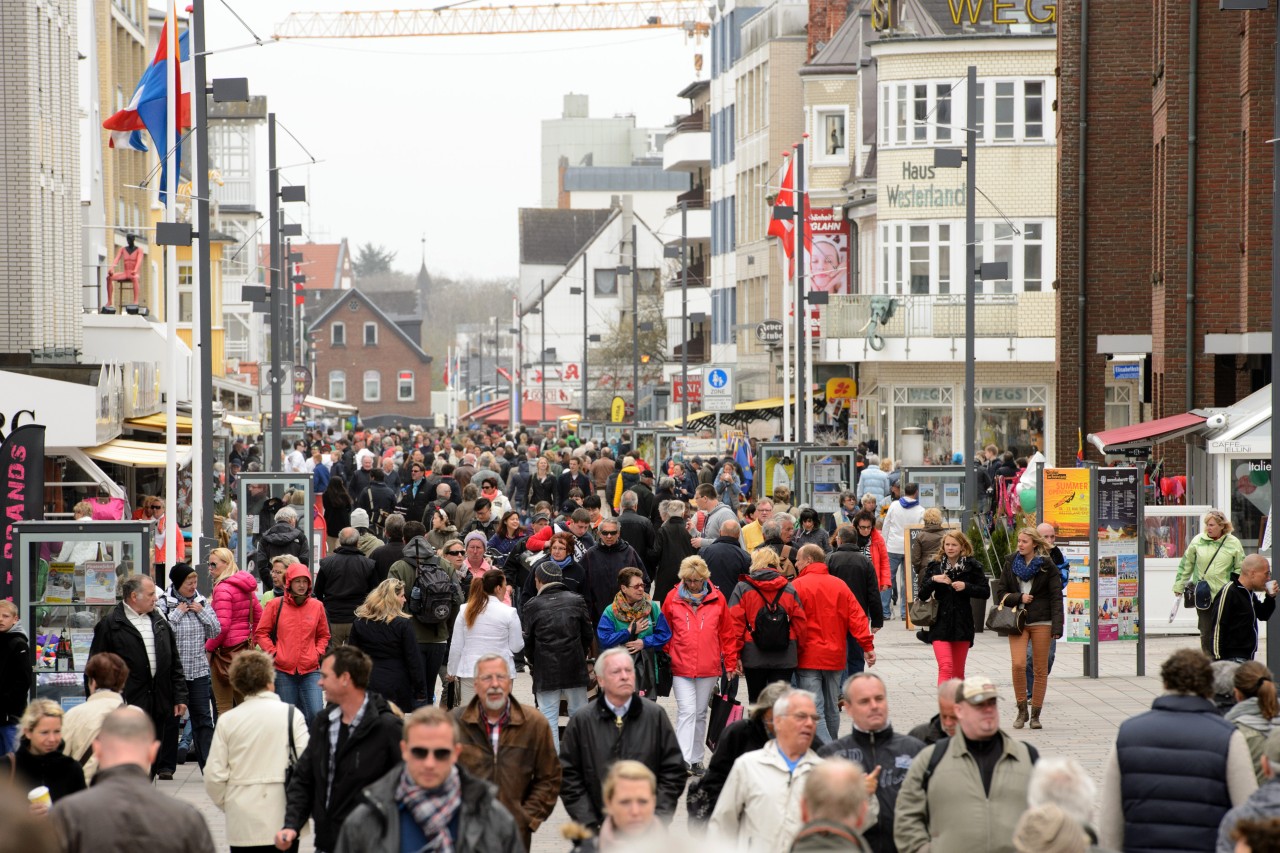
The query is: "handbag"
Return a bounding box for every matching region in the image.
[210,591,255,684]
[443,678,461,710]
[284,705,299,790]
[1192,538,1229,611]
[908,594,938,628]
[985,599,1027,635]
[705,667,743,752]
[633,648,659,698]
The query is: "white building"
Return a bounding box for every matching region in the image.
[541,93,665,208]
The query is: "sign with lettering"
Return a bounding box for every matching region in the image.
[885,162,967,210]
[978,386,1028,405]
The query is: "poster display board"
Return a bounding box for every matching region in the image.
[900,466,967,518]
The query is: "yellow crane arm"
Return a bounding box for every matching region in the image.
[273,2,711,39]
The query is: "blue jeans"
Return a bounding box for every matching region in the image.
[0,724,17,756]
[159,675,215,772]
[536,687,589,753]
[276,671,324,724]
[795,668,845,744]
[1025,635,1058,696]
[846,636,865,675]
[889,553,906,613]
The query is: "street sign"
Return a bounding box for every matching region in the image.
[610,396,627,423]
[756,319,784,344]
[702,367,734,413]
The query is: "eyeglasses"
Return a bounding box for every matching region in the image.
[408,746,455,762]
[783,712,821,723]
[207,561,220,568]
[857,525,873,532]
[445,550,464,556]
[626,583,645,591]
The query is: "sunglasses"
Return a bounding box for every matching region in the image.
[600,530,619,536]
[207,561,220,567]
[150,505,163,510]
[445,550,464,556]
[408,746,455,762]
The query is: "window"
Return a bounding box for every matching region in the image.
[1025,81,1044,139]
[363,322,377,346]
[938,224,952,294]
[815,108,847,163]
[909,225,930,294]
[177,263,193,323]
[595,268,618,297]
[973,82,984,140]
[329,370,346,402]
[895,84,907,144]
[1023,224,1043,291]
[880,222,959,296]
[990,223,1015,293]
[331,322,345,346]
[1104,384,1132,431]
[913,85,928,142]
[363,370,381,402]
[994,82,1015,140]
[935,84,952,143]
[880,85,892,146]
[397,370,414,401]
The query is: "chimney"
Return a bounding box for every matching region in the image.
[807,0,849,60]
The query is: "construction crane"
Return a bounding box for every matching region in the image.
[272,2,711,40]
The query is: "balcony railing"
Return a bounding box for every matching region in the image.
[824,292,1055,343]
[674,186,709,210]
[668,108,709,138]
[667,258,707,288]
[672,335,709,363]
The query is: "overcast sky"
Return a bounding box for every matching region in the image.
[204,0,701,280]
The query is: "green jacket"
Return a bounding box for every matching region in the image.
[892,733,1035,853]
[388,538,465,644]
[1173,533,1245,598]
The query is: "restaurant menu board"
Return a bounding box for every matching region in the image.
[1062,468,1141,643]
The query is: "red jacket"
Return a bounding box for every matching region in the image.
[661,583,733,679]
[205,570,263,652]
[866,530,890,588]
[722,570,807,673]
[253,564,330,675]
[792,562,874,670]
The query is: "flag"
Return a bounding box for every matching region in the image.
[108,130,148,153]
[1076,428,1085,466]
[496,366,513,383]
[731,435,754,497]
[766,155,814,279]
[103,8,191,203]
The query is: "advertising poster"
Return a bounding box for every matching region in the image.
[807,208,852,296]
[1043,468,1091,539]
[1064,546,1092,642]
[1097,468,1141,642]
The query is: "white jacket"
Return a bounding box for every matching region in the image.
[204,691,311,847]
[709,741,823,850]
[882,500,925,556]
[60,690,127,783]
[447,595,524,679]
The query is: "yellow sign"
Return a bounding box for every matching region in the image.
[825,377,856,402]
[1043,468,1091,540]
[610,396,626,423]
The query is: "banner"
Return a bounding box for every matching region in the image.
[807,208,852,296]
[0,424,46,601]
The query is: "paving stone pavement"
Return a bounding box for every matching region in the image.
[161,625,1196,852]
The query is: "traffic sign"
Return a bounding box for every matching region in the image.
[756,319,784,344]
[702,367,735,413]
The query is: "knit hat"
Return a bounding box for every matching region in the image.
[169,562,197,590]
[535,562,563,584]
[464,530,487,548]
[350,508,370,529]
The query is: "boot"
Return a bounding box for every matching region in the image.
[1029,705,1042,729]
[1013,701,1028,729]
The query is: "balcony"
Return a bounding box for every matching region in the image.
[672,334,709,364]
[665,257,708,288]
[663,115,710,173]
[211,175,256,209]
[822,292,1056,363]
[658,204,710,250]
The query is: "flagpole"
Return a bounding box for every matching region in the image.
[164,0,180,569]
[191,0,207,560]
[780,153,791,445]
[801,138,815,443]
[793,141,805,444]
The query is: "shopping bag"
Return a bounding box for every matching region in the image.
[705,673,742,751]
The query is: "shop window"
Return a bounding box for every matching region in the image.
[1104,384,1131,431]
[1230,458,1271,549]
[329,370,346,402]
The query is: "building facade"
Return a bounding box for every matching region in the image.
[541,93,665,208]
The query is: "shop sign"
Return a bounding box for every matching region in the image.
[826,377,857,402]
[1112,363,1140,381]
[978,386,1029,405]
[904,387,945,404]
[885,162,966,210]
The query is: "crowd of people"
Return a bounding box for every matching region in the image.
[3,424,1280,853]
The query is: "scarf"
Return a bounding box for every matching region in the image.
[678,583,708,608]
[549,553,573,569]
[396,765,463,853]
[1012,552,1043,582]
[612,591,652,624]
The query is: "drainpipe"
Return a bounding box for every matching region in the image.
[1076,0,1088,457]
[1186,0,1199,413]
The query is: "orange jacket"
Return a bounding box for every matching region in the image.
[253,564,330,675]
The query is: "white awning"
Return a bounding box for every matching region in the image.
[303,395,358,414]
[84,438,194,468]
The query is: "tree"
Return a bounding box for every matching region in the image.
[586,284,667,419]
[353,242,397,278]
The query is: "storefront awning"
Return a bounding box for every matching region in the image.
[463,399,577,425]
[84,438,194,468]
[125,413,193,435]
[664,390,824,429]
[1087,413,1208,456]
[222,414,261,436]
[303,395,358,414]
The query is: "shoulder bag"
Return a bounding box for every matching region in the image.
[1190,537,1229,611]
[210,590,255,685]
[985,599,1026,635]
[284,705,299,789]
[909,593,938,627]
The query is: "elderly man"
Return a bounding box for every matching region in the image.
[819,674,923,853]
[315,528,379,647]
[790,757,874,852]
[453,655,560,850]
[250,505,311,587]
[742,498,774,552]
[894,675,1040,853]
[1026,757,1105,850]
[579,517,648,621]
[334,705,524,853]
[710,688,825,848]
[908,679,962,745]
[89,575,187,778]
[617,490,658,574]
[1212,554,1277,662]
[51,708,216,853]
[559,647,685,832]
[757,514,798,577]
[702,519,751,594]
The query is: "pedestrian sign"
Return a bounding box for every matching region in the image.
[702,367,734,413]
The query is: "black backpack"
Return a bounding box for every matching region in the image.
[407,552,457,626]
[751,587,792,652]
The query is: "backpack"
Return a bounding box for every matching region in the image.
[751,587,792,652]
[407,552,458,626]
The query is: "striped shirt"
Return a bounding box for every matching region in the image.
[123,602,157,675]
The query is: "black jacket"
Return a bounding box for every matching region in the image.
[818,725,925,853]
[315,546,378,624]
[251,522,312,586]
[1211,575,1277,661]
[528,474,559,508]
[522,583,593,693]
[368,538,407,585]
[397,479,434,526]
[11,740,86,803]
[703,537,752,599]
[907,714,949,746]
[919,557,991,643]
[521,556,587,602]
[358,482,398,525]
[827,545,884,631]
[579,541,648,623]
[617,510,658,572]
[995,553,1064,636]
[631,481,658,523]
[284,692,405,853]
[699,714,770,815]
[349,617,427,711]
[89,603,188,726]
[652,518,697,607]
[334,763,524,853]
[0,625,32,724]
[559,692,686,829]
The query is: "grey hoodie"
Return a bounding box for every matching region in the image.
[1217,777,1280,853]
[1226,697,1279,784]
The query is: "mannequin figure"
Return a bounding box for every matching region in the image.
[107,234,143,307]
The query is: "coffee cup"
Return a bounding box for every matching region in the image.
[28,786,51,809]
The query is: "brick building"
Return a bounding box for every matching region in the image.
[308,288,432,427]
[1057,2,1274,470]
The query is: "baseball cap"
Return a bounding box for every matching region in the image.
[958,675,998,704]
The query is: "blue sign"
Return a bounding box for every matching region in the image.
[1112,363,1140,381]
[708,368,728,389]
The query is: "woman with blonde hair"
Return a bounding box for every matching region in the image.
[1173,508,1246,654]
[919,530,990,683]
[205,545,264,714]
[446,570,523,706]
[996,527,1063,730]
[566,759,664,851]
[661,556,730,774]
[349,578,426,711]
[9,699,85,814]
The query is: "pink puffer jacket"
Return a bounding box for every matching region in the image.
[206,571,264,651]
